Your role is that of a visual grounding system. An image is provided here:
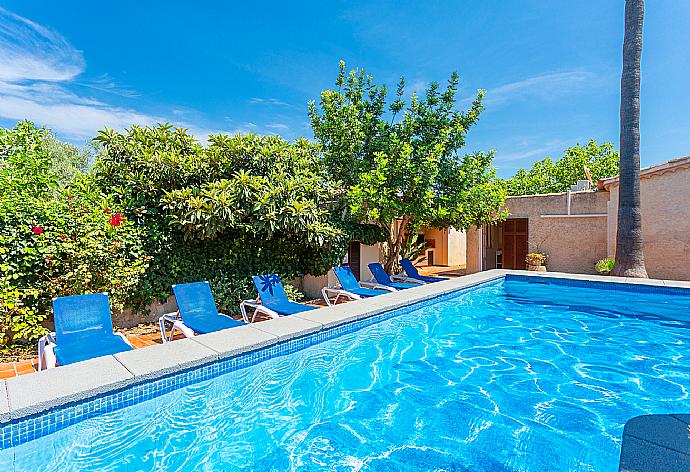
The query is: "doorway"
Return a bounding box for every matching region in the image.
[502,219,528,270]
[347,242,361,280]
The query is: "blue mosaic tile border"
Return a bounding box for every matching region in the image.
[0,276,503,450]
[506,274,690,297]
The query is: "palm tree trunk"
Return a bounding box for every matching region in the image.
[612,0,648,278]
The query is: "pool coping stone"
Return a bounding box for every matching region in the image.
[619,414,690,471]
[0,382,8,423]
[6,356,135,419]
[189,325,279,359]
[114,337,218,382]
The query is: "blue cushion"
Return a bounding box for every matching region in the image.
[173,282,244,334]
[333,266,361,292]
[368,263,394,285]
[400,259,448,282]
[52,293,133,365]
[389,281,419,290]
[400,259,421,278]
[54,333,132,366]
[264,300,317,315]
[348,287,386,298]
[369,263,419,289]
[252,274,316,316]
[415,275,449,283]
[181,314,244,334]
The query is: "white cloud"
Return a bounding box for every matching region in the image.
[0,8,298,142]
[248,97,291,107]
[494,138,580,163]
[483,71,599,106]
[0,90,159,138]
[0,8,165,139]
[266,123,289,130]
[0,7,84,82]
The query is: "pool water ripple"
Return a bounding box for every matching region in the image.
[9,278,690,471]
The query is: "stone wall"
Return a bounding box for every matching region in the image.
[466,191,610,275]
[505,191,610,274]
[607,165,690,281]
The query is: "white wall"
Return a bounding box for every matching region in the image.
[359,243,380,281]
[447,229,466,266]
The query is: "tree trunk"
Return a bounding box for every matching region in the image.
[612,0,648,278]
[384,217,408,273]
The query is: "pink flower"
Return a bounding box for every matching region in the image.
[32,226,44,235]
[104,208,112,214]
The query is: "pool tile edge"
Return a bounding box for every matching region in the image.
[6,356,135,420]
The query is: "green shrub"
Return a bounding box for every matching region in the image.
[0,122,147,346]
[92,125,382,313]
[1,122,386,346]
[595,257,615,274]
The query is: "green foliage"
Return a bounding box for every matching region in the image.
[309,62,506,271]
[506,140,619,196]
[595,257,615,274]
[401,234,428,265]
[92,125,359,313]
[0,122,146,345]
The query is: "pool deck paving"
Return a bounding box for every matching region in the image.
[1,269,689,470]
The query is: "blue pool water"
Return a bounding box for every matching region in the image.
[5,276,690,471]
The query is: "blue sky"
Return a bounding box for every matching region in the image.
[0,1,688,177]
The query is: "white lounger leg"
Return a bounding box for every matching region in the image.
[159,313,192,343]
[37,333,57,371]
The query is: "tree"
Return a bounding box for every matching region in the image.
[310,62,506,272]
[92,125,382,310]
[506,140,619,196]
[612,0,647,278]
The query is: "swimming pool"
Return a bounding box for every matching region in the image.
[4,274,690,471]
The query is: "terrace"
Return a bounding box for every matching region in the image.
[0,265,464,379]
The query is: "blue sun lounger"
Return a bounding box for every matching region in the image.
[239,274,318,323]
[368,263,425,290]
[159,281,245,342]
[400,258,449,283]
[38,293,133,370]
[321,266,394,306]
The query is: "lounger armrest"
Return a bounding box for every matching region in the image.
[371,284,397,292]
[390,274,426,284]
[115,331,133,347]
[359,281,380,289]
[239,299,279,322]
[322,286,362,306]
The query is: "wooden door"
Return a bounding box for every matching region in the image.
[347,242,361,280]
[502,219,528,270]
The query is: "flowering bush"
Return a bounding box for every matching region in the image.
[0,122,147,345]
[525,253,547,266]
[1,122,385,347]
